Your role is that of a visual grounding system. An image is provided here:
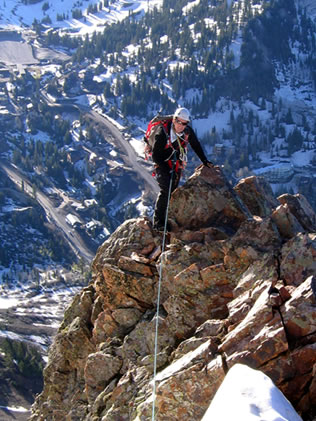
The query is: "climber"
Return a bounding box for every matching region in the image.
[152,107,213,231]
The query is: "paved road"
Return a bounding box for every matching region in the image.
[75,105,159,201]
[0,160,95,262]
[41,95,159,200]
[0,105,159,264]
[1,71,159,265]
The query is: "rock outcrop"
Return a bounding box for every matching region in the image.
[30,166,316,421]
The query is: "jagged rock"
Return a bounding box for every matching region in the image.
[159,260,234,341]
[60,285,95,329]
[171,229,205,244]
[226,255,279,327]
[262,353,296,386]
[282,276,316,340]
[278,193,316,232]
[96,263,157,310]
[159,240,225,302]
[94,365,150,420]
[169,165,251,231]
[220,285,289,367]
[118,255,154,276]
[279,340,316,414]
[223,216,281,277]
[170,227,230,245]
[171,336,219,361]
[280,233,316,286]
[232,254,278,298]
[230,215,282,254]
[84,351,122,404]
[137,345,226,420]
[93,308,131,342]
[271,203,305,239]
[111,308,143,328]
[312,275,316,298]
[92,217,158,272]
[234,175,279,217]
[120,316,176,372]
[30,171,316,421]
[30,316,95,420]
[194,319,226,338]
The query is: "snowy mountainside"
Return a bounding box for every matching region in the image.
[0,0,316,294]
[0,0,162,33]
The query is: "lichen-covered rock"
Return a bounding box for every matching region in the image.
[271,204,304,239]
[278,193,316,232]
[220,286,288,366]
[137,346,225,421]
[30,170,316,421]
[280,233,316,286]
[234,175,279,217]
[92,217,158,272]
[282,276,316,339]
[169,165,251,231]
[84,351,122,404]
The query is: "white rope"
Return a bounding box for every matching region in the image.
[151,159,176,421]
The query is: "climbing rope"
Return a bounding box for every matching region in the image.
[151,156,176,421]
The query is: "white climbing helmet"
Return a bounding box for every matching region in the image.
[174,107,191,122]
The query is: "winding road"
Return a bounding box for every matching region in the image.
[42,96,159,201]
[0,103,159,263]
[86,108,159,200]
[0,36,159,264]
[0,159,95,262]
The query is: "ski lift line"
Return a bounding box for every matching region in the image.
[151,156,176,421]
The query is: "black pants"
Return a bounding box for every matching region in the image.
[153,162,181,228]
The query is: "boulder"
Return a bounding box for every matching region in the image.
[271,204,304,239]
[278,193,316,232]
[169,165,251,232]
[280,233,316,286]
[234,175,279,217]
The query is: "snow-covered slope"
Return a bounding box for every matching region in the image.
[0,0,162,34]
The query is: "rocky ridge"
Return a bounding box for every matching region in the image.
[30,165,316,420]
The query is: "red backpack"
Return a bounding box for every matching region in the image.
[144,114,173,159]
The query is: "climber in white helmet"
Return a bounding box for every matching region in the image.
[152,107,213,231]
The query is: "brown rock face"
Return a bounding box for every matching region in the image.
[234,175,279,217]
[30,170,316,421]
[278,193,316,232]
[169,165,251,232]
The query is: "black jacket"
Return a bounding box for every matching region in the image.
[152,121,208,165]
